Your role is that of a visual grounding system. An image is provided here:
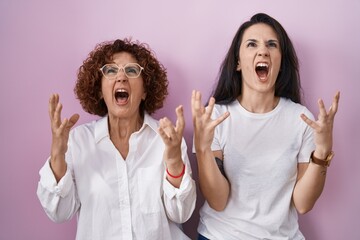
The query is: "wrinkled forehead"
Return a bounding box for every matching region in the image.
[241,23,279,44]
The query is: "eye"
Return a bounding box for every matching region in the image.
[267,41,278,48]
[103,65,118,75]
[246,42,257,47]
[125,64,141,76]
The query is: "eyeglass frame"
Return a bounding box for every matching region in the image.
[99,63,144,80]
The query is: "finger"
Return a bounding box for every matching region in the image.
[191,90,196,112]
[300,113,319,131]
[317,98,327,119]
[53,102,63,128]
[67,114,80,129]
[194,91,204,113]
[158,121,171,141]
[161,117,178,138]
[159,117,172,133]
[175,105,185,135]
[191,90,197,115]
[328,91,340,116]
[48,94,58,120]
[205,97,216,118]
[211,111,230,128]
[158,127,169,140]
[58,118,69,133]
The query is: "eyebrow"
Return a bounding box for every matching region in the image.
[245,39,279,43]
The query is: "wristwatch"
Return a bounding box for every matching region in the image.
[310,150,334,167]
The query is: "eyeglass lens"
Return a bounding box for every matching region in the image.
[101,63,142,79]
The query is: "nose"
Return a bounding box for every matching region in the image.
[258,51,269,57]
[115,68,128,82]
[257,45,269,57]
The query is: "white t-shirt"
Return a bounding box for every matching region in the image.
[198,98,315,240]
[37,113,196,240]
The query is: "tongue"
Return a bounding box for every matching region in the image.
[257,70,267,80]
[116,96,128,104]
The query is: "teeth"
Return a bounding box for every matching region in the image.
[256,63,268,68]
[116,89,127,93]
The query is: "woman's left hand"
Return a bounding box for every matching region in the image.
[301,91,340,155]
[158,105,185,167]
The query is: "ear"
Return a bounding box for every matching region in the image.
[236,60,241,71]
[142,91,147,101]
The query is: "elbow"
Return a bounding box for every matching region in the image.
[296,203,314,215]
[204,191,229,212]
[208,201,227,212]
[297,207,312,215]
[44,211,70,223]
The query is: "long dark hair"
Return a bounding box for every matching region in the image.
[212,13,302,104]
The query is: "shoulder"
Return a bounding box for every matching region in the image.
[280,98,314,119]
[143,113,160,132]
[213,100,238,114]
[70,116,105,139]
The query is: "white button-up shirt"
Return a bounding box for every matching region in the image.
[37,113,196,240]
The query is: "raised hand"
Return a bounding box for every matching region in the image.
[158,105,185,186]
[158,105,185,166]
[191,90,229,153]
[301,91,340,155]
[49,94,79,181]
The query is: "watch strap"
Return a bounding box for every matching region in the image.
[310,150,334,167]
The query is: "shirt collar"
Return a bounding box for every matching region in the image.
[94,113,159,144]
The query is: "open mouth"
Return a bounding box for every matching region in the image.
[255,63,269,80]
[115,89,129,104]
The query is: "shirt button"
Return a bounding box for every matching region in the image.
[54,186,61,195]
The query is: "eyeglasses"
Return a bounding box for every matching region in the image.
[100,63,144,79]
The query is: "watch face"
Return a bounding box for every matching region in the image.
[325,159,331,167]
[327,151,335,161]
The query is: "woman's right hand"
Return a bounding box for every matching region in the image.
[49,94,79,181]
[191,90,229,153]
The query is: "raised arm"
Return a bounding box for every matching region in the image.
[49,94,79,182]
[158,105,187,188]
[159,105,196,223]
[293,91,340,214]
[191,90,230,211]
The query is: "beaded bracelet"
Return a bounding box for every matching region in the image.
[166,164,186,178]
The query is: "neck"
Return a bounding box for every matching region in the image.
[108,114,144,140]
[238,92,279,113]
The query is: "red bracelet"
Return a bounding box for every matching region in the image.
[166,164,186,178]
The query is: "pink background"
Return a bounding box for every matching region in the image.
[1,0,359,239]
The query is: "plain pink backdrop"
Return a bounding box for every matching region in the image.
[1,0,359,239]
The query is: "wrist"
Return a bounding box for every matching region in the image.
[313,149,332,160]
[166,162,185,179]
[195,145,212,155]
[310,150,334,167]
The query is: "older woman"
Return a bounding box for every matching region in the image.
[37,39,196,240]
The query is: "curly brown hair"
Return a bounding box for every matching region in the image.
[74,38,168,117]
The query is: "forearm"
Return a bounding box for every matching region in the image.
[164,141,187,188]
[165,158,185,188]
[293,161,327,214]
[197,149,230,211]
[50,153,67,182]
